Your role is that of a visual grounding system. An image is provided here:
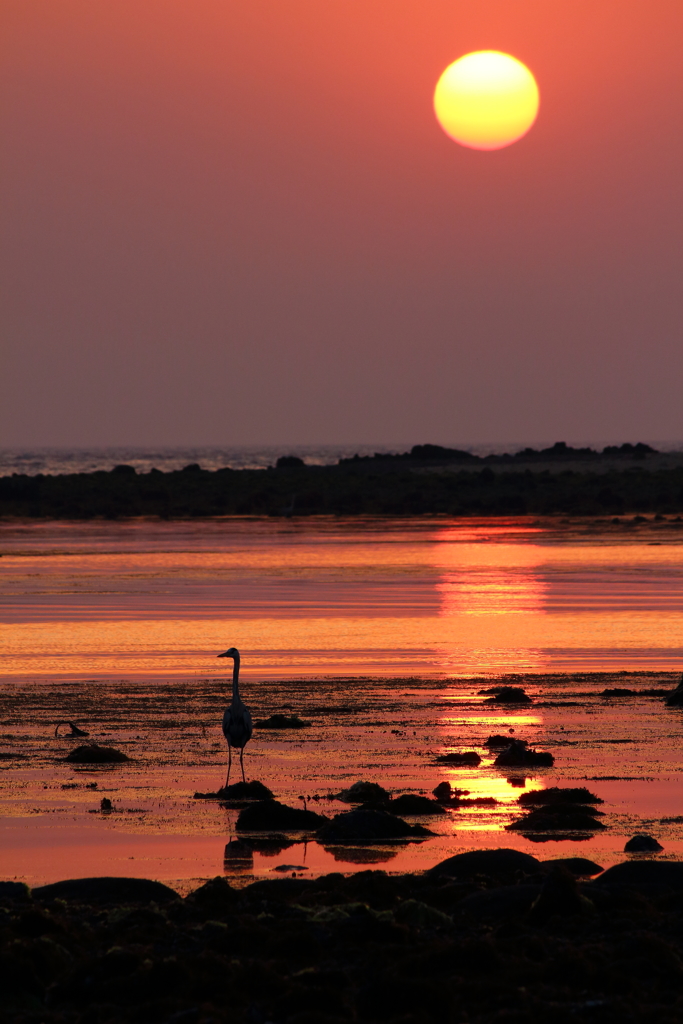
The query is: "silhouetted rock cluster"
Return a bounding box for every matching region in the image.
[5,854,683,1023]
[506,786,606,837]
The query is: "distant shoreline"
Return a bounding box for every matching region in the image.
[1,443,682,519]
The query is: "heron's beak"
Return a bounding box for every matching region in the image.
[217,651,231,658]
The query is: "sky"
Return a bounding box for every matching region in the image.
[1,0,681,449]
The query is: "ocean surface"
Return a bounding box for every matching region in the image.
[1,515,682,889]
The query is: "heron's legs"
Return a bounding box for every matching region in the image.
[225,745,232,790]
[240,747,246,784]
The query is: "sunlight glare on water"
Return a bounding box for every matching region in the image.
[1,516,682,680]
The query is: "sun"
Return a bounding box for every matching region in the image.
[434,51,539,151]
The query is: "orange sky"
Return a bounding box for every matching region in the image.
[1,1,681,447]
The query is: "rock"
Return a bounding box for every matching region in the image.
[32,876,179,904]
[394,899,453,929]
[519,787,603,806]
[506,807,606,833]
[432,781,471,802]
[187,876,239,908]
[485,734,526,747]
[483,686,532,704]
[434,751,481,766]
[493,741,554,767]
[65,744,130,763]
[220,780,274,800]
[601,688,637,696]
[0,881,31,901]
[624,834,664,852]
[527,867,594,923]
[388,794,446,816]
[316,809,433,844]
[100,798,113,812]
[664,676,683,706]
[593,861,683,890]
[457,884,542,919]
[254,714,311,729]
[337,781,390,803]
[236,799,328,832]
[195,781,274,800]
[428,848,542,882]
[541,857,604,877]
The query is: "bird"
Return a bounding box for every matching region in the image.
[217,647,253,789]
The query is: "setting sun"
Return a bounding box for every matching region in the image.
[434,51,539,150]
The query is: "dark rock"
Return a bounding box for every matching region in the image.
[592,860,683,892]
[100,797,113,812]
[541,857,604,877]
[664,676,683,706]
[527,867,594,923]
[195,781,274,801]
[236,799,328,832]
[187,876,239,908]
[434,751,481,766]
[624,834,664,852]
[428,848,542,882]
[337,781,390,803]
[493,740,554,767]
[484,686,532,704]
[485,734,526,747]
[388,794,446,816]
[601,688,637,696]
[0,881,31,901]
[254,714,311,729]
[65,744,130,763]
[519,786,603,806]
[507,807,606,833]
[457,884,542,920]
[316,808,433,844]
[32,876,179,904]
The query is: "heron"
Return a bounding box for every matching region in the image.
[217,647,253,788]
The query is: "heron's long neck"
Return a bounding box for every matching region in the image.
[232,655,241,700]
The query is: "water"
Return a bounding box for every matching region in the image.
[1,516,682,890]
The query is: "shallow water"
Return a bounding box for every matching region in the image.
[1,517,682,890]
